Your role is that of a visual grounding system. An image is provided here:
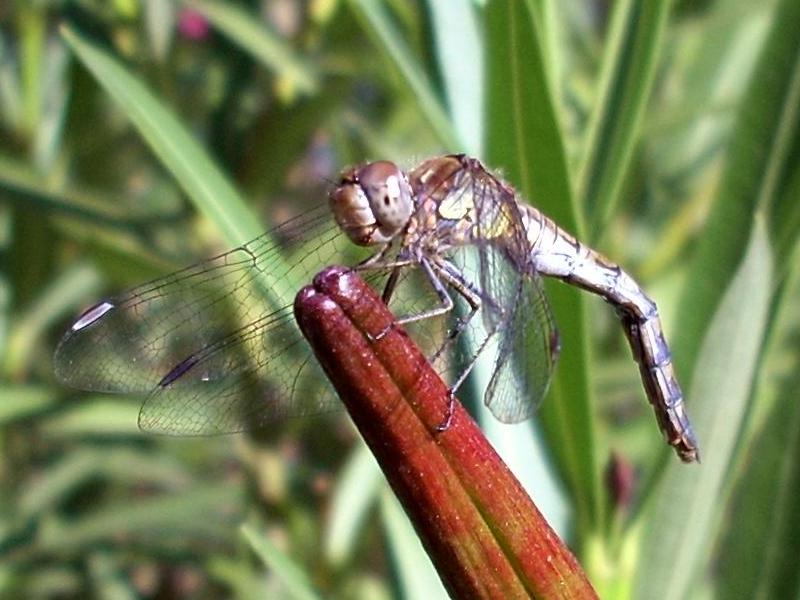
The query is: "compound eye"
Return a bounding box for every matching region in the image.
[357,161,413,232]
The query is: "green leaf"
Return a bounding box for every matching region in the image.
[379,489,449,600]
[0,30,23,127]
[485,0,602,535]
[347,0,460,150]
[0,385,54,425]
[323,442,383,566]
[241,520,324,600]
[59,24,301,309]
[18,447,192,520]
[59,24,262,248]
[485,2,579,231]
[673,0,800,382]
[632,216,773,600]
[0,154,149,226]
[18,5,45,136]
[87,553,137,600]
[186,0,320,98]
[40,397,143,437]
[36,484,242,553]
[714,245,800,598]
[576,0,673,233]
[427,0,483,156]
[144,0,176,61]
[4,262,101,378]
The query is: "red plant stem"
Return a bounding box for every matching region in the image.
[295,266,597,599]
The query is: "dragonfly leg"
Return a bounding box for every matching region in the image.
[355,250,483,330]
[436,391,456,432]
[357,252,501,435]
[434,320,502,433]
[355,243,395,269]
[359,255,459,342]
[378,255,490,351]
[425,259,483,364]
[355,249,416,337]
[380,267,402,305]
[393,256,457,326]
[424,259,511,434]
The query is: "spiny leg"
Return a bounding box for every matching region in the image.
[355,254,458,343]
[381,266,402,304]
[354,244,422,304]
[354,248,415,338]
[355,242,396,269]
[357,252,500,433]
[425,258,483,364]
[422,259,498,432]
[384,257,511,432]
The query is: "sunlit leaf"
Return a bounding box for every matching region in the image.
[633,217,772,600]
[576,0,673,232]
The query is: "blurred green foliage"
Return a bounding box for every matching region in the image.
[0,0,798,598]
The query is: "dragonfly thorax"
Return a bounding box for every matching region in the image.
[329,161,414,246]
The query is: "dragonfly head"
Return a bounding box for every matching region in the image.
[330,161,414,246]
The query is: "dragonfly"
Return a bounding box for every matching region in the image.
[54,154,699,462]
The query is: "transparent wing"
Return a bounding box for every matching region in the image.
[436,245,560,424]
[137,305,329,434]
[416,154,560,422]
[483,274,560,423]
[54,205,373,434]
[470,169,560,423]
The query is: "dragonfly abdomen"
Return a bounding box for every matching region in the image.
[620,312,698,462]
[521,204,699,462]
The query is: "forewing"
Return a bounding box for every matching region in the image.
[137,307,335,434]
[54,205,370,434]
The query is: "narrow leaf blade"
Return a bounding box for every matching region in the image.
[633,217,773,600]
[60,24,262,247]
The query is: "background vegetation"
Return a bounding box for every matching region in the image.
[1,0,798,598]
